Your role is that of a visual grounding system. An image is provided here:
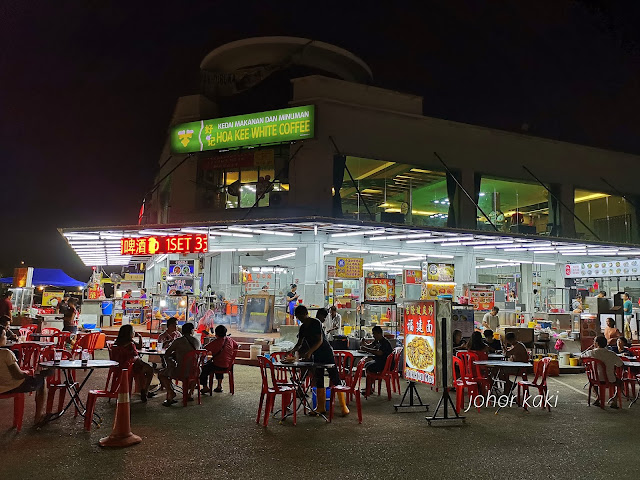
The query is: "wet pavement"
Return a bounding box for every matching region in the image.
[1,350,638,480]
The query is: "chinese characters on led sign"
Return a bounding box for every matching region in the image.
[120,234,208,256]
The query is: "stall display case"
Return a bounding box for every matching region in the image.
[240,294,275,333]
[9,287,35,317]
[149,293,195,333]
[360,303,398,337]
[329,278,361,334]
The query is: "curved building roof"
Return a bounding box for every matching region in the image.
[200,36,373,84]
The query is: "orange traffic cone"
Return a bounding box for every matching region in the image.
[99,368,142,448]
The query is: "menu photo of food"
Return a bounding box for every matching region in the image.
[403,301,437,386]
[364,278,395,302]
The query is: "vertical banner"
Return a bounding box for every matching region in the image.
[403,300,437,386]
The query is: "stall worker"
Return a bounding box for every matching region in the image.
[285,284,299,326]
[199,325,238,394]
[110,325,155,401]
[122,289,132,310]
[597,291,607,298]
[582,335,623,408]
[483,329,502,352]
[604,318,622,346]
[139,288,147,299]
[482,307,500,331]
[289,305,348,416]
[323,306,342,342]
[0,292,12,318]
[62,298,78,334]
[158,322,200,406]
[623,293,633,340]
[0,325,52,426]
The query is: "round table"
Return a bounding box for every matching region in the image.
[474,360,533,413]
[39,359,118,426]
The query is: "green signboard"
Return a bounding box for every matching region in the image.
[170,105,314,153]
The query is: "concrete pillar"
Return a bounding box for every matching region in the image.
[458,168,478,230]
[294,242,325,307]
[219,252,233,286]
[454,252,477,297]
[289,140,333,216]
[558,183,576,238]
[520,263,533,311]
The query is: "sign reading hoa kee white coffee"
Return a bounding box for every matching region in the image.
[171,105,314,153]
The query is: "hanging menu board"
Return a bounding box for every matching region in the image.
[420,282,455,300]
[452,306,475,339]
[403,268,422,285]
[364,278,395,303]
[424,263,455,282]
[464,284,494,311]
[335,257,363,279]
[168,260,195,277]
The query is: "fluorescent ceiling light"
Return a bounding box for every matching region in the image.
[398,252,426,257]
[333,249,369,254]
[180,228,209,234]
[532,250,557,254]
[267,252,296,262]
[331,229,385,238]
[139,229,173,236]
[210,231,253,238]
[428,254,454,259]
[208,248,236,252]
[228,227,294,237]
[267,247,298,251]
[237,248,266,252]
[473,245,497,250]
[369,251,398,256]
[64,233,99,239]
[534,261,556,266]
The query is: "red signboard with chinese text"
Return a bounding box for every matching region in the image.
[403,301,437,386]
[403,269,422,285]
[121,234,208,256]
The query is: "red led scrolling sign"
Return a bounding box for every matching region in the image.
[120,234,208,255]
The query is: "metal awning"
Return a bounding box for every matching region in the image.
[59,216,640,266]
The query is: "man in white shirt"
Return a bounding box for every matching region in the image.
[323,306,342,341]
[582,335,623,408]
[482,307,500,331]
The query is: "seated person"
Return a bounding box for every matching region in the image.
[0,325,52,425]
[452,329,466,351]
[158,323,201,406]
[466,331,490,356]
[483,329,502,352]
[199,325,238,394]
[110,325,155,402]
[158,316,181,348]
[604,318,622,346]
[0,316,18,342]
[583,335,624,408]
[361,326,394,373]
[611,336,632,357]
[504,332,529,362]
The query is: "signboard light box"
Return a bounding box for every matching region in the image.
[121,234,208,256]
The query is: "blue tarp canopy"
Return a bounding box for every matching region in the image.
[0,268,86,288]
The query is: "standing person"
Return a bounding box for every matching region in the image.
[158,316,181,348]
[0,325,51,426]
[58,296,70,316]
[622,293,633,340]
[199,325,238,394]
[110,325,155,401]
[0,291,13,318]
[288,305,348,416]
[604,318,622,346]
[285,284,299,326]
[482,307,500,331]
[323,306,342,342]
[63,298,78,333]
[122,289,132,310]
[158,323,200,406]
[139,288,147,299]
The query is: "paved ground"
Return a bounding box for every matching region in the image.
[1,351,638,480]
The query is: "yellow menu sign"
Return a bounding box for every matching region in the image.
[335,257,363,279]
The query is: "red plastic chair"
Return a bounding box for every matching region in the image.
[23,324,38,333]
[256,355,297,427]
[391,347,403,394]
[629,347,640,358]
[40,327,61,342]
[453,356,480,413]
[517,357,552,411]
[329,358,366,423]
[84,364,132,431]
[456,351,491,394]
[0,392,25,432]
[174,349,207,406]
[52,331,71,350]
[72,332,100,359]
[583,357,622,409]
[618,356,637,399]
[41,348,76,415]
[207,343,239,395]
[11,342,42,375]
[365,353,395,400]
[333,351,355,399]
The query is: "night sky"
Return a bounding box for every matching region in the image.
[2,1,639,281]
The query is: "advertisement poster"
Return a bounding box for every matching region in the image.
[335,257,363,279]
[420,282,455,300]
[168,260,195,277]
[403,269,422,285]
[403,301,437,386]
[424,263,455,282]
[326,264,336,278]
[42,291,64,307]
[167,278,194,295]
[364,278,396,303]
[123,273,144,282]
[452,306,475,339]
[466,284,495,311]
[366,271,388,279]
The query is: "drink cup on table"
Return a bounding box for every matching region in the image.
[54,350,62,363]
[150,340,157,350]
[81,350,90,364]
